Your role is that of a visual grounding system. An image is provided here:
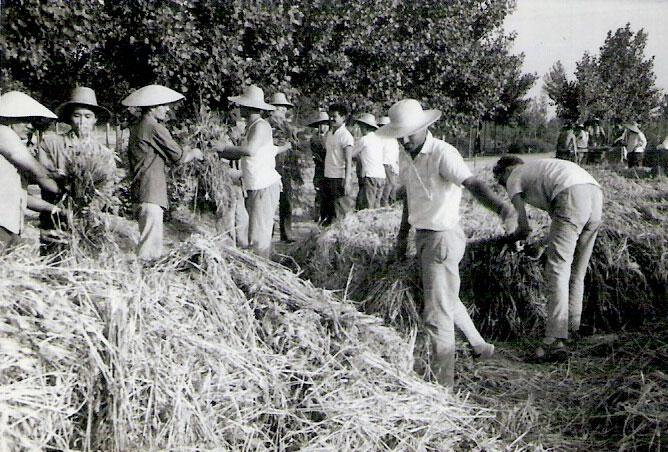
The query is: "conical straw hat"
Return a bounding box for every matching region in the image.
[55,86,111,121]
[0,91,57,119]
[121,84,185,107]
[228,85,275,111]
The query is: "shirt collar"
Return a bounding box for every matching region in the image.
[409,131,433,158]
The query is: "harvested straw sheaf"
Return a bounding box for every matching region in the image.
[290,167,668,340]
[1,237,509,451]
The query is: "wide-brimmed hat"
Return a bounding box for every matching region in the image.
[228,85,275,111]
[269,92,294,107]
[353,112,378,129]
[56,86,111,121]
[121,84,185,108]
[378,116,390,126]
[623,122,641,134]
[305,111,329,127]
[376,99,441,138]
[0,91,57,120]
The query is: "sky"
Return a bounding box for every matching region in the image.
[503,0,668,102]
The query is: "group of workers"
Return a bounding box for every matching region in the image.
[0,84,606,387]
[556,118,648,167]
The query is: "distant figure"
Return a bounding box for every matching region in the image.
[378,116,400,206]
[556,124,577,162]
[352,113,385,210]
[574,123,589,165]
[305,111,329,222]
[322,103,355,225]
[0,91,62,253]
[493,156,602,361]
[123,85,203,262]
[616,122,646,168]
[586,117,606,148]
[268,92,302,243]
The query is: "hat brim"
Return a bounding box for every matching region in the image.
[623,123,641,134]
[305,119,329,127]
[56,101,111,122]
[376,110,442,138]
[271,101,294,108]
[228,96,276,111]
[354,118,379,129]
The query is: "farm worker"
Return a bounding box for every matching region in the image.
[268,92,303,243]
[305,111,330,222]
[574,123,589,165]
[215,85,290,258]
[351,113,385,210]
[379,99,514,387]
[616,122,646,168]
[322,102,355,226]
[225,111,249,248]
[38,86,117,256]
[122,84,203,262]
[378,116,400,206]
[492,156,602,360]
[587,117,606,148]
[555,124,577,162]
[0,91,63,252]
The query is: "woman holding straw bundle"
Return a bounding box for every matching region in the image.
[0,91,63,252]
[378,99,515,387]
[38,87,117,256]
[122,85,203,262]
[215,85,290,258]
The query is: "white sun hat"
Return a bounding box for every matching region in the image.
[269,92,294,107]
[0,91,58,119]
[376,99,441,138]
[377,116,390,126]
[353,112,379,129]
[228,85,275,111]
[121,84,185,107]
[305,111,329,127]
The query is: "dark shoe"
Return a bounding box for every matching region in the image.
[534,340,568,363]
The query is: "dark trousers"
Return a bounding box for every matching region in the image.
[322,177,350,226]
[627,152,643,168]
[279,190,293,241]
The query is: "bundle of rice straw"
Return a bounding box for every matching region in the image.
[1,237,518,450]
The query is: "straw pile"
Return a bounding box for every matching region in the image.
[290,167,668,340]
[1,237,513,450]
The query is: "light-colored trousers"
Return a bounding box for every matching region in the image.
[245,181,280,258]
[381,165,399,206]
[545,184,603,339]
[137,202,164,260]
[216,185,249,248]
[416,227,486,385]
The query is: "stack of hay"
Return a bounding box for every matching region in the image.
[1,238,514,450]
[290,167,668,340]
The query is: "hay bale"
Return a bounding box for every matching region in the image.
[1,237,510,450]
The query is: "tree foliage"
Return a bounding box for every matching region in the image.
[2,0,532,129]
[544,24,661,124]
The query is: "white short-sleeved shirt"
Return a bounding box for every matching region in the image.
[380,136,400,174]
[399,132,472,231]
[355,132,386,179]
[506,159,600,212]
[240,118,281,191]
[0,125,28,234]
[324,125,355,178]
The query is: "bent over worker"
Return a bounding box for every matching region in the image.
[378,99,515,387]
[122,85,202,262]
[493,156,602,360]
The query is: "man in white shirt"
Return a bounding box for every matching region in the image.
[352,113,385,209]
[378,99,515,387]
[322,103,355,225]
[378,116,400,206]
[616,122,646,168]
[493,156,602,360]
